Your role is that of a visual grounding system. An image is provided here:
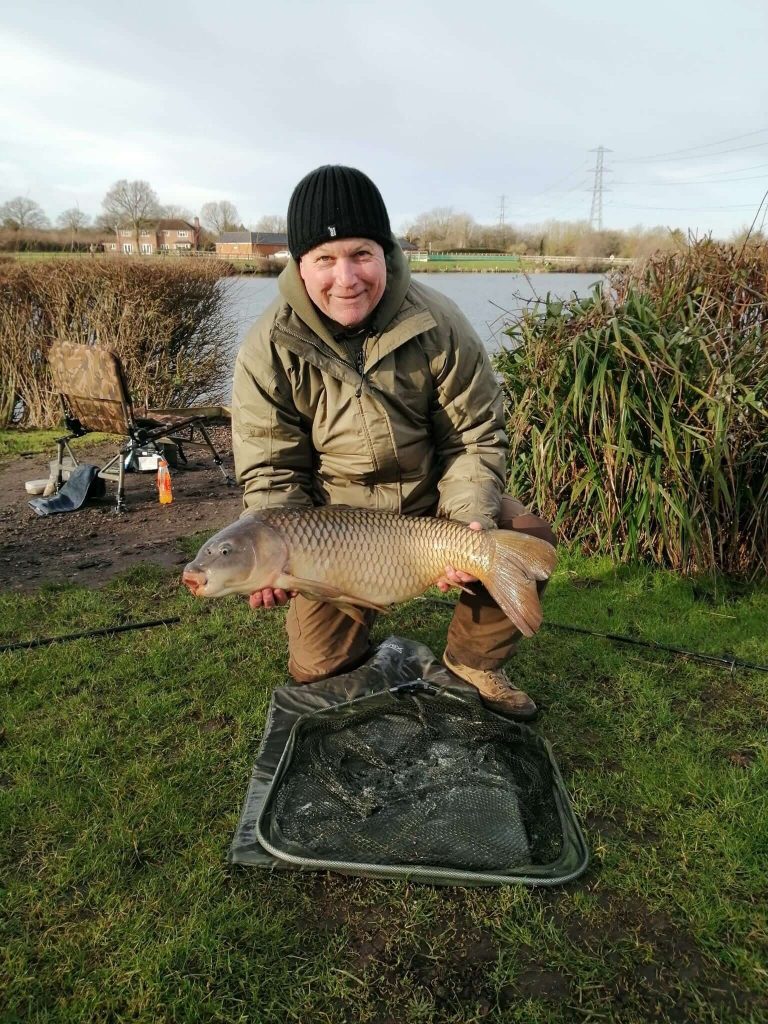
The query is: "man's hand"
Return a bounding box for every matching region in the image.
[248,588,298,610]
[435,520,482,593]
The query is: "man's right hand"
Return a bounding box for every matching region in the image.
[248,588,297,610]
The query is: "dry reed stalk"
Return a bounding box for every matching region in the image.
[0,259,237,428]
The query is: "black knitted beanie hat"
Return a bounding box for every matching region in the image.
[287,165,393,259]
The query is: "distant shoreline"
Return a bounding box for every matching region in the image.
[3,252,617,276]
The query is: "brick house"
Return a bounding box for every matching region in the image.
[106,218,201,254]
[215,232,289,258]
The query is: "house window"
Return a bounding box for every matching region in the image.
[140,243,152,254]
[122,243,133,254]
[120,229,131,237]
[140,229,151,236]
[177,230,188,238]
[160,243,169,250]
[108,243,117,250]
[175,242,191,250]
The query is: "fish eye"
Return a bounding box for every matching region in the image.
[220,545,231,556]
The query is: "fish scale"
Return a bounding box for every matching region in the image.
[265,507,490,605]
[183,505,557,637]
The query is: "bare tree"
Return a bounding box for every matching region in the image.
[94,210,121,249]
[200,200,241,236]
[158,204,194,222]
[102,179,160,254]
[0,197,50,249]
[254,214,287,233]
[404,207,476,250]
[56,206,90,250]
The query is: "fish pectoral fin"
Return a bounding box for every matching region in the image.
[280,575,389,618]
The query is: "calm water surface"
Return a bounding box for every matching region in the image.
[220,271,602,392]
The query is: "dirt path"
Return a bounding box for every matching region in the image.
[0,429,242,592]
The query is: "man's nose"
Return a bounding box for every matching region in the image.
[334,258,358,287]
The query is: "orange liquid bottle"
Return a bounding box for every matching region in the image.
[157,456,173,504]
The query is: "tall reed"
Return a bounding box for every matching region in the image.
[496,240,768,577]
[0,259,238,428]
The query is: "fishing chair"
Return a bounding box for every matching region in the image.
[47,341,234,512]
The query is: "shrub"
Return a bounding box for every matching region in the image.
[0,259,238,428]
[496,240,768,577]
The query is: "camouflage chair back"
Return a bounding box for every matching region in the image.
[48,341,233,512]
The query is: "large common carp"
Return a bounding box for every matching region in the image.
[182,506,557,637]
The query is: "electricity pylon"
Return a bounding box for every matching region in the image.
[588,146,611,230]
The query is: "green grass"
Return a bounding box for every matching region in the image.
[1,556,766,1023]
[0,429,117,462]
[410,259,523,272]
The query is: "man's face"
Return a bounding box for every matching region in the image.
[299,237,387,328]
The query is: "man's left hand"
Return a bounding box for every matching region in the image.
[436,520,482,593]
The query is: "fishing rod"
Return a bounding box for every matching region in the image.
[5,604,768,675]
[419,597,768,674]
[0,617,181,654]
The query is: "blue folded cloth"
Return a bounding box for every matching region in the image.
[29,464,105,516]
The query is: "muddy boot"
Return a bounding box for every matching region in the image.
[443,651,538,721]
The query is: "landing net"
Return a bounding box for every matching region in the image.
[267,689,563,871]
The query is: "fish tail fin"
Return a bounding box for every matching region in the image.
[481,532,557,637]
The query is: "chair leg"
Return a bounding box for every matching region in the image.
[54,436,80,492]
[196,423,235,484]
[55,438,66,492]
[115,453,126,513]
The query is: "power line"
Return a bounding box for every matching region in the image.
[615,127,768,163]
[649,160,768,179]
[605,202,761,211]
[511,165,592,205]
[617,140,768,165]
[613,174,768,186]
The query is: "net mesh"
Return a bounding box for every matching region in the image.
[268,688,564,871]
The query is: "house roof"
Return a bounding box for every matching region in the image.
[217,231,288,244]
[155,219,196,231]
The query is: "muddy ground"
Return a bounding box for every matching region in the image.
[0,430,241,592]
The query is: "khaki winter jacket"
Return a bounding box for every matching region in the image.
[231,244,507,529]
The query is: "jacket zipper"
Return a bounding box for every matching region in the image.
[277,324,358,377]
[278,323,376,398]
[355,342,366,398]
[276,324,399,503]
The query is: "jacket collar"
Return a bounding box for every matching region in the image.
[274,240,437,376]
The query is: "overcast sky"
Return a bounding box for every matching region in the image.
[2,0,767,238]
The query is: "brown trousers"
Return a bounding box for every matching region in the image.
[286,496,556,683]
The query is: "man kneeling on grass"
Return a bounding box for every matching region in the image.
[231,164,554,719]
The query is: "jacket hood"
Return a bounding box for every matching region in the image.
[277,235,412,347]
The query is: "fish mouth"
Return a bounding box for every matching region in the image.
[182,568,207,596]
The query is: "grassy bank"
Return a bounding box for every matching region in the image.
[2,552,766,1023]
[0,429,118,462]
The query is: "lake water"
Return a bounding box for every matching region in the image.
[220,271,603,389]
